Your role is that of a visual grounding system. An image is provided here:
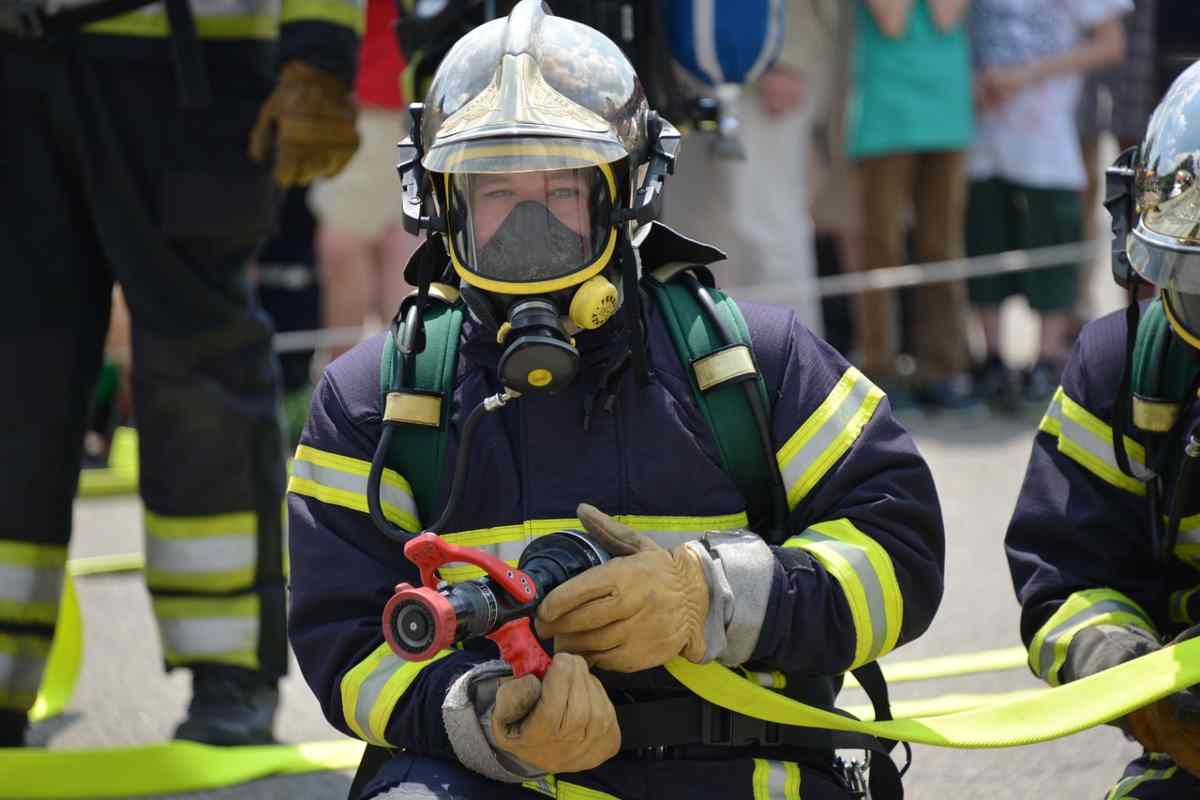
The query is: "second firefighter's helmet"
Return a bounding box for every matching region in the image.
[1128,60,1200,344]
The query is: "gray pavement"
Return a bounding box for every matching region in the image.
[22,405,1145,799]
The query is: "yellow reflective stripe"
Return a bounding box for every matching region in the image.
[1106,759,1178,799]
[555,781,622,800]
[144,511,257,593]
[1171,584,1200,624]
[144,510,257,539]
[280,0,364,30]
[1173,513,1200,569]
[522,776,558,798]
[0,632,51,710]
[776,367,883,510]
[783,518,902,669]
[0,541,68,569]
[740,667,786,690]
[152,594,260,670]
[436,512,750,583]
[1028,588,1157,686]
[0,542,66,626]
[752,759,802,800]
[1039,387,1148,495]
[289,444,420,532]
[339,642,452,746]
[85,13,278,38]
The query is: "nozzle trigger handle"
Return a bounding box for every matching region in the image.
[403,531,537,602]
[489,618,552,679]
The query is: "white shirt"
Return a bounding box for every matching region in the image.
[967,0,1132,190]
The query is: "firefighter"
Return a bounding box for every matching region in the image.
[0,0,360,747]
[286,2,945,797]
[1007,59,1200,797]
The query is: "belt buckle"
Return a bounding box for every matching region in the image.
[0,0,46,37]
[700,703,782,747]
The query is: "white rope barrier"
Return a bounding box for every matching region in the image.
[266,240,1105,354]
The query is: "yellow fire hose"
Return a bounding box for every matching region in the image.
[6,549,1194,796]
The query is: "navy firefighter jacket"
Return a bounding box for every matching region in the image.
[286,284,946,759]
[1007,307,1200,688]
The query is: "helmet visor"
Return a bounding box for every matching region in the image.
[445,164,617,293]
[1127,226,1200,293]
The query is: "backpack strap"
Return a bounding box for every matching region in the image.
[1131,297,1200,434]
[378,283,464,526]
[644,264,788,539]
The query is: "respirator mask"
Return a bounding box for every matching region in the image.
[443,163,622,393]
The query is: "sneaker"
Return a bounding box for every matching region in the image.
[915,373,978,412]
[174,665,278,746]
[0,709,27,748]
[1021,360,1062,406]
[973,355,1019,412]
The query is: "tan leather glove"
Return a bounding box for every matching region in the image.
[535,503,710,672]
[490,652,620,774]
[248,61,359,187]
[1124,692,1200,778]
[1123,625,1200,778]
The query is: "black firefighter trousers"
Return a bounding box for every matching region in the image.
[0,38,288,734]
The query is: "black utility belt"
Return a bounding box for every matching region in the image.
[615,695,870,753]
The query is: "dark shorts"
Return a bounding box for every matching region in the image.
[966,179,1083,313]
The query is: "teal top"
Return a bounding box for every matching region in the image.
[846,0,973,159]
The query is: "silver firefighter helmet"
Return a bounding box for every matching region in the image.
[1129,59,1200,342]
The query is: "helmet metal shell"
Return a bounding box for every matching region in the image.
[419,0,650,173]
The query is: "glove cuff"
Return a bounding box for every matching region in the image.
[686,531,774,665]
[442,660,545,783]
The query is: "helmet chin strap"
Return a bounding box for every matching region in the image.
[618,228,652,386]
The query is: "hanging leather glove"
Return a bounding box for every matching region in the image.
[248,61,359,187]
[1122,625,1200,778]
[535,503,710,672]
[490,652,621,774]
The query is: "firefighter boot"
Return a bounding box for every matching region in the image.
[174,665,278,745]
[0,709,27,747]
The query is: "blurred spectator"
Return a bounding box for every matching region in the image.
[846,0,975,409]
[663,0,822,334]
[966,0,1129,407]
[310,0,419,360]
[253,186,321,448]
[1075,1,1155,322]
[803,0,861,358]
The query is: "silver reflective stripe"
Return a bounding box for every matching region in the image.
[353,650,403,738]
[290,458,417,522]
[1177,521,1200,547]
[0,563,62,608]
[160,616,258,658]
[798,530,886,659]
[779,376,874,495]
[1106,760,1178,799]
[1044,396,1154,482]
[146,533,255,575]
[0,649,47,698]
[765,760,789,799]
[1037,599,1151,679]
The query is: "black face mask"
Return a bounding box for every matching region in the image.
[476,201,591,282]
